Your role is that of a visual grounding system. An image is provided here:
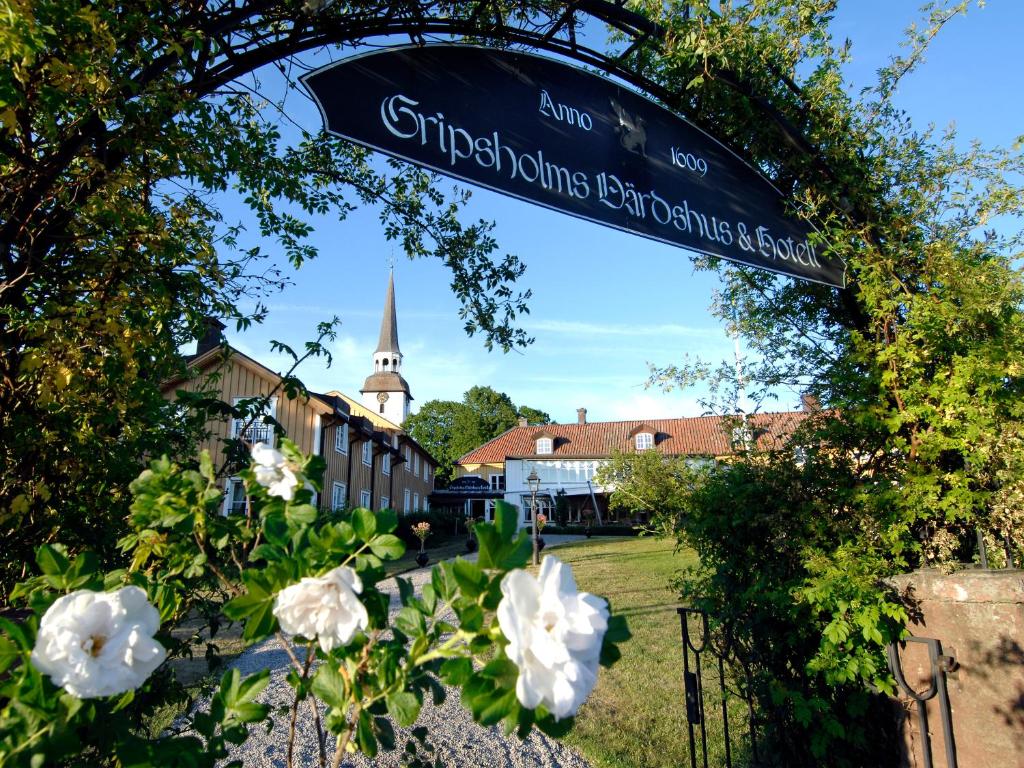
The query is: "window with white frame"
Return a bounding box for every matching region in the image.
[635,432,654,451]
[521,494,554,522]
[423,497,429,511]
[535,437,553,455]
[382,452,391,475]
[404,446,411,471]
[232,396,276,445]
[413,493,419,511]
[360,489,371,508]
[223,478,248,516]
[331,482,347,511]
[490,474,505,491]
[362,441,372,466]
[380,495,389,510]
[404,488,411,513]
[414,453,420,476]
[334,423,349,454]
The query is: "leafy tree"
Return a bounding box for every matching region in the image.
[459,386,520,445]
[516,405,552,427]
[405,387,550,484]
[403,400,467,486]
[0,1,538,598]
[595,450,696,527]
[616,1,1024,762]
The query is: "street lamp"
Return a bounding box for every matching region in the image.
[527,469,541,566]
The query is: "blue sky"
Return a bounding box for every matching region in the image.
[220,1,1023,424]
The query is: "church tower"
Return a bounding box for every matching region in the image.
[361,270,412,424]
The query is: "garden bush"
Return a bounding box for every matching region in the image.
[0,441,629,767]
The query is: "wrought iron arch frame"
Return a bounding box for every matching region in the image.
[196,1,837,197]
[3,1,859,308]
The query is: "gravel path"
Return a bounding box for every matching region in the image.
[212,536,591,768]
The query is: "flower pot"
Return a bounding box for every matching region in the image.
[537,537,546,552]
[585,529,592,538]
[465,536,477,553]
[415,551,429,567]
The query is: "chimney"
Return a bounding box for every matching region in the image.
[800,393,821,412]
[196,317,226,357]
[577,407,587,425]
[518,416,528,427]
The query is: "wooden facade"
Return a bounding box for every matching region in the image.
[162,346,437,514]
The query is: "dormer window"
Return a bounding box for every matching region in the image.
[635,432,654,451]
[536,437,553,455]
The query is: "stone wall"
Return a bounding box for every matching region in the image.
[889,569,1024,768]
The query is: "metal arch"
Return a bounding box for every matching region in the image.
[201,1,832,190]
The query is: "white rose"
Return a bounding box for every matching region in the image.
[273,566,369,652]
[497,556,609,720]
[31,586,166,699]
[251,442,299,501]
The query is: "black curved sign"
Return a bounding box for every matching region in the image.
[302,45,844,287]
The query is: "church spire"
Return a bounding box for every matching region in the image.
[374,269,401,356]
[361,269,412,425]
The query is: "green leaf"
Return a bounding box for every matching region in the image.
[452,558,485,597]
[111,688,135,712]
[456,602,484,632]
[478,687,518,726]
[231,702,269,723]
[36,544,69,578]
[356,709,378,758]
[0,636,20,675]
[394,606,426,637]
[369,534,404,560]
[286,503,317,526]
[420,583,437,614]
[499,532,532,570]
[439,657,472,686]
[494,500,518,543]
[386,690,421,727]
[396,577,415,606]
[312,663,347,709]
[376,508,398,534]
[352,507,377,541]
[234,669,270,705]
[474,525,501,569]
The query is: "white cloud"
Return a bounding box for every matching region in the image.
[523,318,722,339]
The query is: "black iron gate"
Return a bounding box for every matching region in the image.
[677,608,760,768]
[677,607,960,768]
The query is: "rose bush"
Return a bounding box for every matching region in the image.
[0,440,629,767]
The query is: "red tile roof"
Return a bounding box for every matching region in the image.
[457,411,811,464]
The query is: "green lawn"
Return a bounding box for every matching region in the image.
[551,536,752,768]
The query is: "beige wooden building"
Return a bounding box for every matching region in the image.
[162,273,436,515]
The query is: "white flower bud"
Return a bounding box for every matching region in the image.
[497,557,609,720]
[31,586,166,699]
[273,566,369,652]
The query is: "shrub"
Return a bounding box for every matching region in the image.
[0,442,629,767]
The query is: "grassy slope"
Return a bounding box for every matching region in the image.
[552,536,745,768]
